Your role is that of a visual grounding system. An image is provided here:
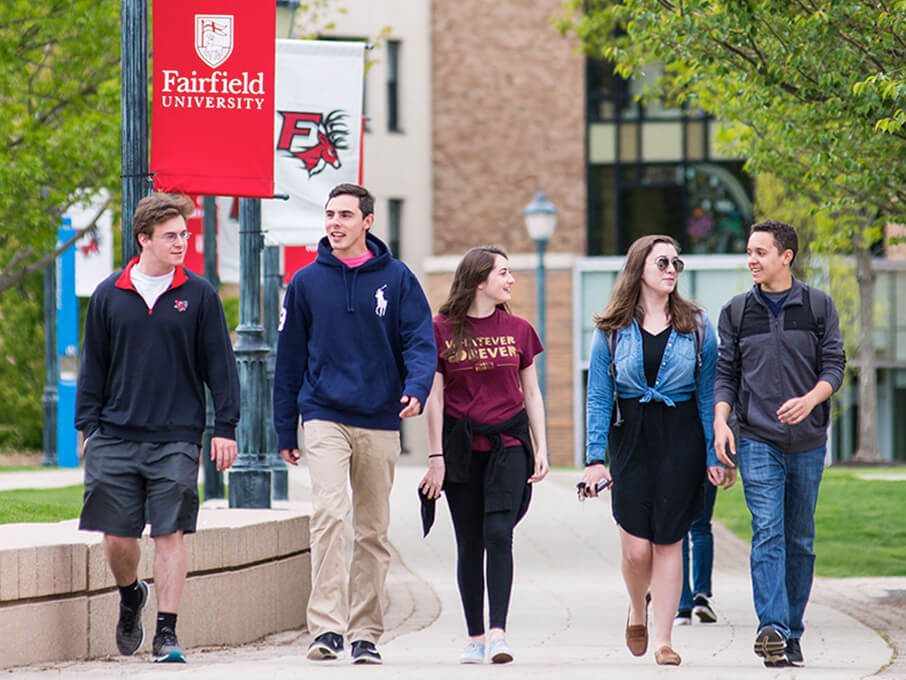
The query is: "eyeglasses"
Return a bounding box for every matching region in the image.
[654,256,684,273]
[156,231,191,244]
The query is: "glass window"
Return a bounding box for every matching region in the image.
[387,198,402,258]
[684,162,752,254]
[387,40,401,132]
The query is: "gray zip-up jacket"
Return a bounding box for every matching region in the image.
[714,279,846,453]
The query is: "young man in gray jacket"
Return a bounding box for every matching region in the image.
[713,220,845,668]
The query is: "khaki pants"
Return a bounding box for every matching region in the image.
[304,419,400,643]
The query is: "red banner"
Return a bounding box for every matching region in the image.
[151,1,275,197]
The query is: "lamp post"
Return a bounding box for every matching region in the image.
[263,245,288,500]
[41,261,58,466]
[276,0,300,39]
[523,190,557,402]
[202,196,225,499]
[228,199,272,508]
[121,0,150,264]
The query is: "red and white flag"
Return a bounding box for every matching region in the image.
[263,40,365,246]
[151,0,275,197]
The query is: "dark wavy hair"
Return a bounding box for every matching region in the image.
[132,193,193,253]
[594,235,701,334]
[437,246,510,360]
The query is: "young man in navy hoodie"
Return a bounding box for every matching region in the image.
[273,183,436,664]
[76,194,240,663]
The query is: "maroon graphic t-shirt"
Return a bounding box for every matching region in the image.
[434,308,543,450]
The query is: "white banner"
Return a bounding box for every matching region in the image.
[263,39,365,246]
[66,193,114,297]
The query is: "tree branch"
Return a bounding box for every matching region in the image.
[0,198,110,294]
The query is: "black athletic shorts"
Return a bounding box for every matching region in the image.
[79,433,201,538]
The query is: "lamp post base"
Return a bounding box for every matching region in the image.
[228,468,272,509]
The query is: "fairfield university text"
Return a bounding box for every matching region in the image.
[159,70,267,110]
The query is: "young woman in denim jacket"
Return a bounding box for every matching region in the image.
[578,235,734,666]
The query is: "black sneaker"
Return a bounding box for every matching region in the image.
[307,632,344,660]
[351,640,382,664]
[786,638,803,665]
[754,625,788,667]
[673,608,692,626]
[151,628,186,663]
[692,594,717,623]
[115,579,149,656]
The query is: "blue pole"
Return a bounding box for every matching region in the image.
[56,219,79,467]
[534,238,547,403]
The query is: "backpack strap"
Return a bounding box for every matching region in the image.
[606,329,624,427]
[802,284,828,373]
[803,284,827,341]
[693,313,704,381]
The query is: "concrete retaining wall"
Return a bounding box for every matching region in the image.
[0,503,311,668]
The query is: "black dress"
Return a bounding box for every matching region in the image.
[608,327,705,544]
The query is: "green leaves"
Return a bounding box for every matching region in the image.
[558,0,906,245]
[0,1,121,292]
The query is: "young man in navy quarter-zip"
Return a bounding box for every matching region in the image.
[273,184,436,665]
[713,220,845,668]
[76,194,240,664]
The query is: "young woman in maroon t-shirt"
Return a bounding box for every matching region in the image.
[418,246,550,665]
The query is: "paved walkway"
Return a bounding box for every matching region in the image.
[4,463,901,679]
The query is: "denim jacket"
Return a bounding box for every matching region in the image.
[586,316,719,468]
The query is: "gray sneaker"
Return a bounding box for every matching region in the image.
[151,628,186,663]
[115,579,149,656]
[754,625,788,667]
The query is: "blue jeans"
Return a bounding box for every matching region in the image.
[738,438,825,640]
[679,480,717,610]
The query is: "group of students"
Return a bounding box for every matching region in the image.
[75,183,844,669]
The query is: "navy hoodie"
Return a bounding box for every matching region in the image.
[273,233,436,450]
[75,258,240,445]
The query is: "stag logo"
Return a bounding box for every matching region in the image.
[276,110,350,178]
[194,15,234,69]
[375,285,388,317]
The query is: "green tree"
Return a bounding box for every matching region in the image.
[0,1,121,294]
[557,0,906,461]
[0,274,43,449]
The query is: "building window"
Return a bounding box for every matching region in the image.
[387,198,403,257]
[585,57,753,255]
[387,40,401,132]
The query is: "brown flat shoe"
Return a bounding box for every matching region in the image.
[655,645,682,666]
[625,606,648,657]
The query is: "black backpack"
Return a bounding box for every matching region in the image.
[605,317,705,427]
[728,285,828,369]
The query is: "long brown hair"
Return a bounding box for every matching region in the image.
[438,246,510,360]
[594,235,701,334]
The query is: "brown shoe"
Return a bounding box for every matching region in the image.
[655,645,682,666]
[625,606,648,656]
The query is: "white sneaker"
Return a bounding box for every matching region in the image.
[674,609,692,626]
[488,638,513,664]
[459,640,485,664]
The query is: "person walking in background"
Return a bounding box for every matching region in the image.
[76,193,240,663]
[579,235,731,667]
[674,480,720,626]
[273,183,436,665]
[418,246,549,665]
[713,220,845,668]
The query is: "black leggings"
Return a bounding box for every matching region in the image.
[444,446,528,636]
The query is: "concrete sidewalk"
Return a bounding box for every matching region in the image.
[5,464,897,679]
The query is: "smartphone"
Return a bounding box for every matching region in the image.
[576,478,613,502]
[727,450,738,467]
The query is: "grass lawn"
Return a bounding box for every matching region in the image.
[0,465,47,472]
[0,484,84,524]
[713,466,906,578]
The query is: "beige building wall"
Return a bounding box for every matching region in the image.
[430,1,586,466]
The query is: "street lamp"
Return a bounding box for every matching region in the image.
[523,190,557,402]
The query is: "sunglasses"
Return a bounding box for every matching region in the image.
[654,256,685,273]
